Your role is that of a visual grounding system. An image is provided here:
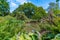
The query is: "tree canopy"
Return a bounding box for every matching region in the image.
[0,0,10,16]
[13,3,47,19]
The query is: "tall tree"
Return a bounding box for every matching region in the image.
[13,3,47,19]
[56,0,60,10]
[13,3,37,18]
[47,0,60,15]
[54,0,60,15]
[0,0,10,16]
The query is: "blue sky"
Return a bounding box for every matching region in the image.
[7,0,60,12]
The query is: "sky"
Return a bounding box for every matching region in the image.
[7,0,60,12]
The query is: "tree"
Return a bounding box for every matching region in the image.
[56,0,60,2]
[46,1,60,26]
[47,0,60,15]
[54,0,60,15]
[0,0,10,16]
[32,7,47,20]
[13,3,47,20]
[13,3,37,18]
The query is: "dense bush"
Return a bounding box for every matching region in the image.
[52,34,60,40]
[0,15,25,40]
[11,31,41,40]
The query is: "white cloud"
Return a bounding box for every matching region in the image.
[10,2,18,12]
[9,0,28,12]
[16,0,27,4]
[10,2,17,7]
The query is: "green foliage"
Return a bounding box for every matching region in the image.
[13,3,37,18]
[16,32,41,40]
[56,0,60,2]
[0,0,10,16]
[32,7,47,20]
[42,32,55,40]
[0,0,60,40]
[47,0,60,16]
[11,12,28,20]
[0,15,25,40]
[13,3,47,19]
[52,34,60,40]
